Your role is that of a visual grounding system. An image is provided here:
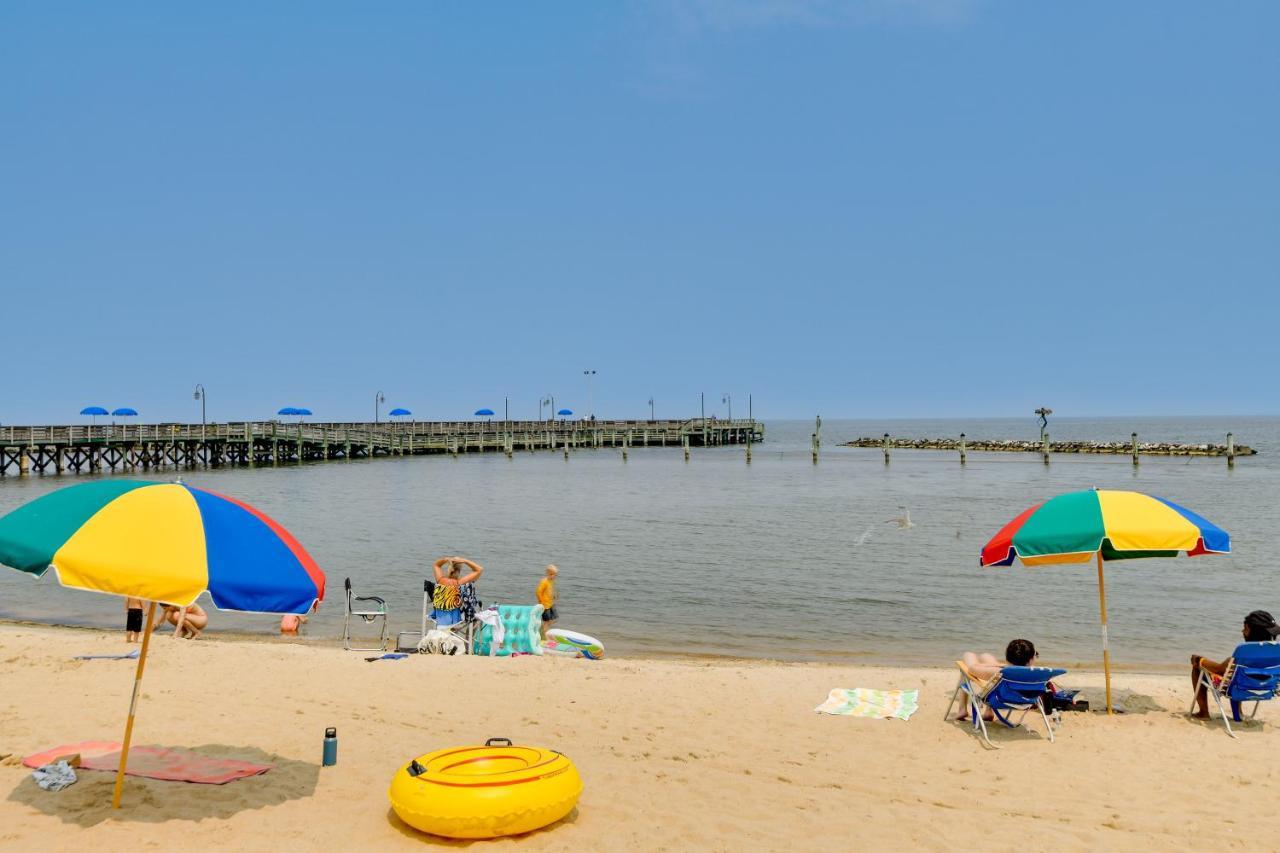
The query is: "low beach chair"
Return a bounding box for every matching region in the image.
[343,577,389,652]
[944,661,1067,749]
[1191,641,1280,738]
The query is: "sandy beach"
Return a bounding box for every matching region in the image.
[0,623,1277,851]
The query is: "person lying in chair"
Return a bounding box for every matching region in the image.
[1191,610,1280,719]
[956,639,1038,720]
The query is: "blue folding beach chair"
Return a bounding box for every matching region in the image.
[1192,641,1280,738]
[945,662,1067,749]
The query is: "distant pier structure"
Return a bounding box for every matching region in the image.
[0,419,764,476]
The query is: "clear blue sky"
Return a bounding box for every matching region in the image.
[2,1,1276,423]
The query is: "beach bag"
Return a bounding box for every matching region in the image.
[418,629,466,656]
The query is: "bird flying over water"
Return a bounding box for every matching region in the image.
[885,507,915,529]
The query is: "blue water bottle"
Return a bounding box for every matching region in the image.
[323,727,337,767]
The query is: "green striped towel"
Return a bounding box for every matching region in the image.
[815,687,919,721]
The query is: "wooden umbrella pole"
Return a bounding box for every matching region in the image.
[1096,552,1114,715]
[112,601,157,809]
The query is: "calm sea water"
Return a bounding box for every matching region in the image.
[0,416,1275,667]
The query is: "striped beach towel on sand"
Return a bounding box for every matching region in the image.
[815,687,919,721]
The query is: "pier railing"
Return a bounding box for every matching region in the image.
[0,419,764,476]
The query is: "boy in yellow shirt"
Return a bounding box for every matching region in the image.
[536,565,558,639]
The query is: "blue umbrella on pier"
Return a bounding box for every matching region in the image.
[389,408,412,417]
[277,407,299,417]
[81,406,108,427]
[295,408,313,417]
[112,408,138,439]
[557,409,573,417]
[474,408,495,418]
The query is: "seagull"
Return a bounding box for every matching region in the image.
[885,507,915,529]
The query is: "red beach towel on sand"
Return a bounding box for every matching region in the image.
[24,741,272,784]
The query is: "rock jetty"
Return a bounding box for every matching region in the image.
[839,437,1255,457]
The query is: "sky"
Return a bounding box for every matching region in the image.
[2,1,1276,423]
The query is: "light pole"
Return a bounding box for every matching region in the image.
[375,391,386,424]
[193,384,206,428]
[541,395,555,422]
[722,393,732,421]
[583,369,596,419]
[648,397,655,421]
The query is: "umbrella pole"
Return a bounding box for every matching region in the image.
[1096,552,1114,715]
[112,601,157,809]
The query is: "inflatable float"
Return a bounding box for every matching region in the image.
[388,738,582,839]
[542,628,604,660]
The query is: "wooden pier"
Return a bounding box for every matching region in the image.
[0,419,764,476]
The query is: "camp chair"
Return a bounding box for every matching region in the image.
[343,577,389,652]
[473,604,545,657]
[1191,641,1280,738]
[944,661,1067,749]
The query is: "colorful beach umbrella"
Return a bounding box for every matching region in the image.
[980,488,1230,712]
[0,480,325,807]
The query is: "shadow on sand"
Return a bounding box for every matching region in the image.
[6,744,318,827]
[385,805,580,846]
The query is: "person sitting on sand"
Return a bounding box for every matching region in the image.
[1191,610,1280,718]
[431,557,483,627]
[956,638,1038,720]
[124,597,144,643]
[537,565,558,639]
[160,602,208,639]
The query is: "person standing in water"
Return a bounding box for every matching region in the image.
[537,565,558,639]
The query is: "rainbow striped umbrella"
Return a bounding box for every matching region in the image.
[0,480,326,807]
[980,489,1230,712]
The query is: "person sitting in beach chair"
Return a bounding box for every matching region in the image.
[945,640,1068,748]
[952,640,1039,720]
[431,557,484,627]
[1191,610,1280,734]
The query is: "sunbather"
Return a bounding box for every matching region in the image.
[1191,610,1280,718]
[431,556,483,627]
[956,639,1038,720]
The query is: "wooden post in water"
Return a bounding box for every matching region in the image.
[1131,432,1139,467]
[1042,432,1050,465]
[959,433,966,465]
[622,433,629,463]
[882,433,891,464]
[812,415,821,465]
[682,433,690,462]
[1227,432,1235,468]
[563,434,569,461]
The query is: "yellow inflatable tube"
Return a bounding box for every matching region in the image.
[388,738,582,839]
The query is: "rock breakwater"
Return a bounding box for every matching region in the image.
[839,437,1255,457]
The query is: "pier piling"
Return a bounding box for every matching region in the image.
[1227,432,1235,469]
[883,433,891,465]
[1131,433,1139,467]
[959,433,966,465]
[1042,432,1050,465]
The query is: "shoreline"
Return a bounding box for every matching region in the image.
[1,621,1274,850]
[0,616,1188,674]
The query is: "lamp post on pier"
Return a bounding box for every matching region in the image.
[648,397,655,421]
[583,370,596,419]
[722,393,732,422]
[375,391,385,424]
[193,385,206,430]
